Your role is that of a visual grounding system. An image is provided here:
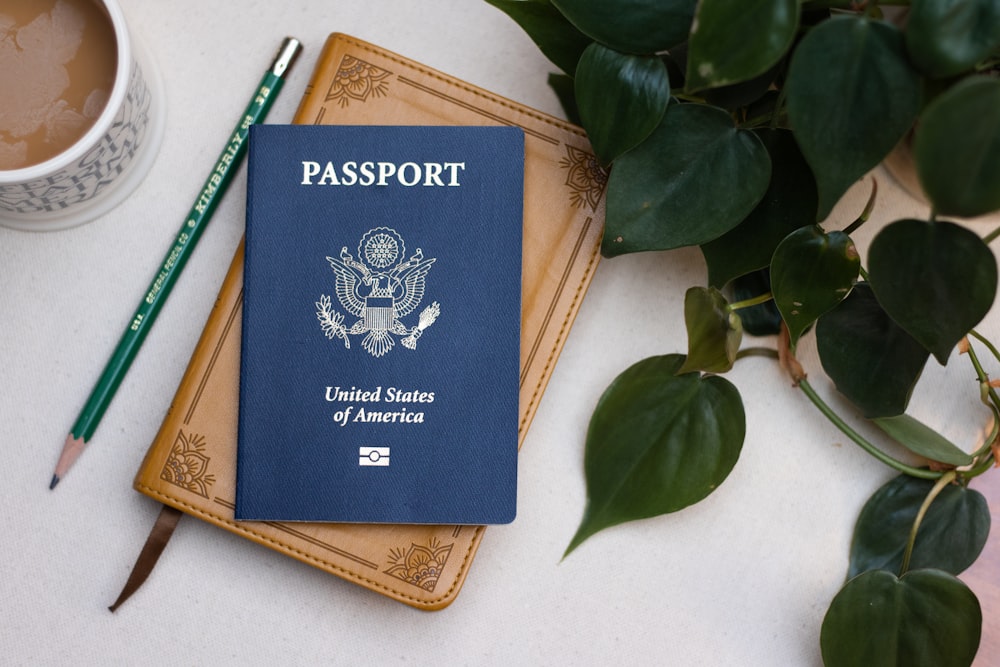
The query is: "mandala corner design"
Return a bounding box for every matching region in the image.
[559,144,608,212]
[384,538,455,592]
[159,430,216,498]
[325,54,392,107]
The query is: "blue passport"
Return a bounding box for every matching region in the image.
[236,125,523,524]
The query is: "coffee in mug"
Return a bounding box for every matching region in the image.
[0,0,164,231]
[0,0,118,170]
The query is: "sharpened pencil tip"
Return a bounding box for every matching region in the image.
[51,433,87,489]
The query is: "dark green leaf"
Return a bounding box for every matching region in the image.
[551,0,696,54]
[771,226,859,345]
[685,0,799,91]
[574,43,670,165]
[816,284,929,418]
[566,354,745,556]
[915,76,1000,218]
[547,73,582,125]
[785,16,921,220]
[701,128,817,288]
[821,569,981,667]
[906,0,1000,78]
[730,269,782,336]
[873,415,975,467]
[849,474,989,579]
[483,0,592,75]
[868,219,997,364]
[678,287,742,374]
[702,65,778,111]
[603,103,770,257]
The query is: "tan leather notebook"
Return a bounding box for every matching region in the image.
[130,33,605,610]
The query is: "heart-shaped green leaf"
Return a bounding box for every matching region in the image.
[849,474,989,579]
[685,0,799,91]
[816,284,930,418]
[603,102,770,257]
[914,76,1000,218]
[574,43,670,165]
[868,219,998,365]
[785,16,921,220]
[873,414,975,467]
[678,287,742,374]
[551,0,696,54]
[566,354,745,556]
[771,226,859,346]
[906,0,1000,79]
[484,0,593,75]
[701,128,817,288]
[821,569,981,667]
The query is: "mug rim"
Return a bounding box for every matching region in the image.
[0,0,132,183]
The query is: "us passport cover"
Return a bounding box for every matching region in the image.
[132,32,605,610]
[236,124,524,524]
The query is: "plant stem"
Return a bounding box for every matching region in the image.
[735,347,780,362]
[899,470,956,575]
[964,333,1000,407]
[673,92,707,105]
[797,378,943,479]
[741,113,781,130]
[842,179,878,236]
[965,452,996,479]
[969,329,1000,365]
[802,0,911,8]
[963,331,1000,469]
[983,225,1000,245]
[975,57,1000,73]
[729,292,774,311]
[968,404,999,462]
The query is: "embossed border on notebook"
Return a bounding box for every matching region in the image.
[134,33,605,610]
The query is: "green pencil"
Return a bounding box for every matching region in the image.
[51,37,302,489]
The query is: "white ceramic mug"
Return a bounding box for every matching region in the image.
[0,0,164,231]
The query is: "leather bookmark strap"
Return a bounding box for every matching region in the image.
[109,504,183,612]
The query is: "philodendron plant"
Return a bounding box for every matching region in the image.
[485,0,1000,664]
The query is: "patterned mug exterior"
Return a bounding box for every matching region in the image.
[0,0,162,231]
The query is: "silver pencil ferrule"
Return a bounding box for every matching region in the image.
[270,37,302,78]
